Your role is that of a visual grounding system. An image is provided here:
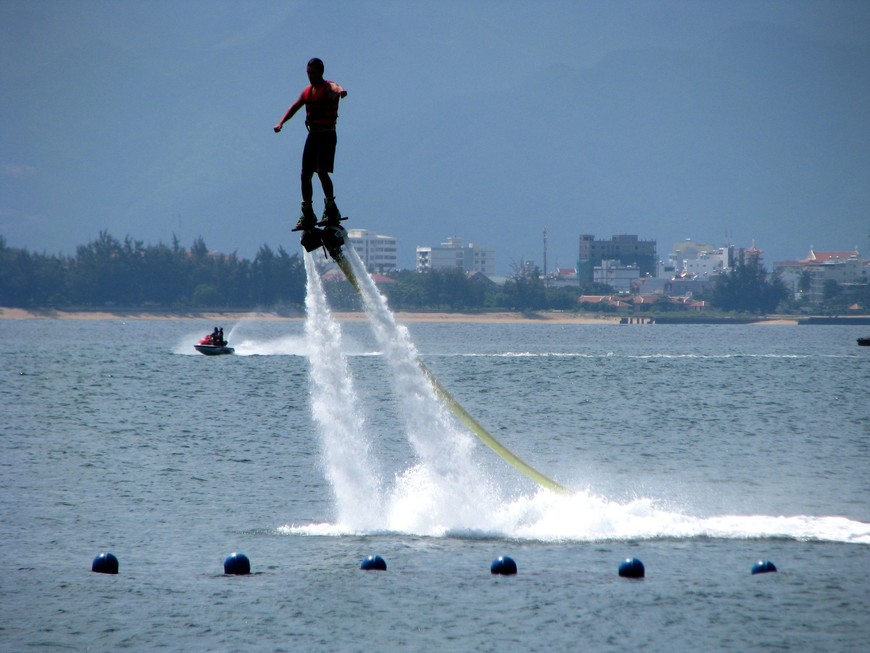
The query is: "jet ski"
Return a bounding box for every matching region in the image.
[194,331,234,355]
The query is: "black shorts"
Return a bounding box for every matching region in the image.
[302,129,337,174]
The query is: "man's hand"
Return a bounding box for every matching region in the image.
[273,123,283,133]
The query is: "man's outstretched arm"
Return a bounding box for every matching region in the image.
[274,96,305,133]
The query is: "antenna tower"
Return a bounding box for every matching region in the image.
[543,227,549,288]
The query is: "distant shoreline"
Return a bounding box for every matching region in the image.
[0,306,808,325]
[0,306,618,324]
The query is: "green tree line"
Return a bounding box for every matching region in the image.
[707,253,789,313]
[0,232,305,310]
[0,233,611,312]
[382,265,607,312]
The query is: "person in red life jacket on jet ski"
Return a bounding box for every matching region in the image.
[200,327,228,347]
[274,57,347,231]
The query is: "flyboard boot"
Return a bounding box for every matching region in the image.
[321,197,342,226]
[294,201,317,230]
[292,201,323,252]
[317,196,348,260]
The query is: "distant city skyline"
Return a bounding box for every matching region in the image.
[356,227,864,274]
[4,223,860,276]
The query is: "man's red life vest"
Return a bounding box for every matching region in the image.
[301,81,345,130]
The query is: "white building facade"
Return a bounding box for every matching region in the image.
[416,237,495,276]
[668,239,717,272]
[593,260,640,293]
[684,248,730,279]
[346,229,398,273]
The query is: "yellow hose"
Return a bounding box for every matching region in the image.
[334,250,568,494]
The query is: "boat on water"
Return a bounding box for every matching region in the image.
[194,328,234,355]
[194,343,235,355]
[858,337,870,347]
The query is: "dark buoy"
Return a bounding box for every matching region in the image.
[751,560,777,575]
[618,557,645,578]
[223,552,251,575]
[490,556,517,576]
[91,552,119,575]
[360,555,387,571]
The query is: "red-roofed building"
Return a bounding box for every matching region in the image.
[801,248,860,264]
[578,295,614,305]
[577,295,628,310]
[774,247,864,304]
[669,296,708,311]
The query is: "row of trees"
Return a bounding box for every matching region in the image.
[0,233,615,313]
[375,267,606,312]
[709,254,789,313]
[5,232,853,314]
[0,233,305,310]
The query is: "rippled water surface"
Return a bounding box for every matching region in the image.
[1,316,868,652]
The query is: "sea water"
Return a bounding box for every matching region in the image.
[1,305,868,651]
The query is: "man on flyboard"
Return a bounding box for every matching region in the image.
[274,57,347,231]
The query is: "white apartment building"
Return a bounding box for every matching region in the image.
[346,229,398,273]
[685,248,730,279]
[416,237,495,276]
[593,260,640,293]
[669,240,733,276]
[668,239,717,272]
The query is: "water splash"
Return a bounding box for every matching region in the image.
[229,334,309,356]
[173,321,310,356]
[282,484,869,543]
[303,252,381,530]
[342,247,502,526]
[282,248,870,546]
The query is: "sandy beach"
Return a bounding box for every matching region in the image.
[0,307,804,324]
[0,306,620,324]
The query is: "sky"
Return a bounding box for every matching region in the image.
[2,0,869,274]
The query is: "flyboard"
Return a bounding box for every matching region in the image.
[296,220,569,494]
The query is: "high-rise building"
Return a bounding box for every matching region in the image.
[577,234,657,282]
[346,229,398,273]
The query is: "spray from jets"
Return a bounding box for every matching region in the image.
[303,252,381,530]
[287,247,870,544]
[342,248,499,530]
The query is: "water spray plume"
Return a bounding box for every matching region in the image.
[343,246,568,494]
[303,253,381,530]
